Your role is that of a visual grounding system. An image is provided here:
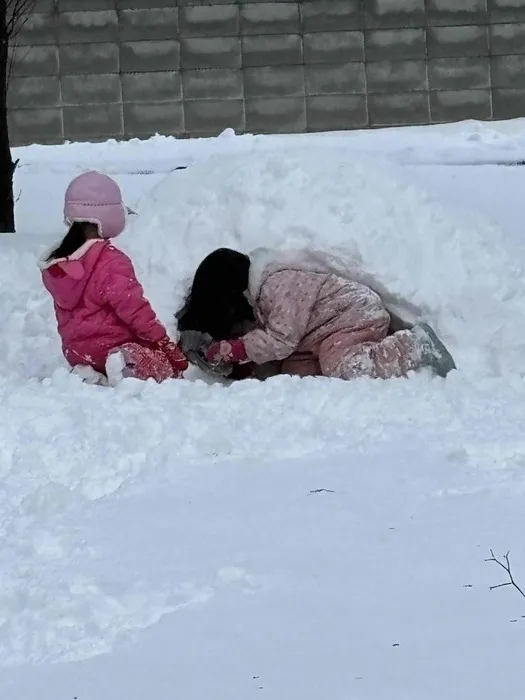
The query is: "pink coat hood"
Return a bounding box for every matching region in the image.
[41,239,107,310]
[40,239,167,372]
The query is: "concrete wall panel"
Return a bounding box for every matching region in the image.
[300,1,363,33]
[60,43,119,75]
[120,40,180,73]
[365,28,426,61]
[10,46,58,78]
[58,0,115,9]
[366,60,427,93]
[118,9,179,42]
[8,108,63,144]
[426,0,488,26]
[180,36,241,69]
[303,32,364,64]
[17,13,56,46]
[8,76,60,109]
[305,63,366,95]
[58,11,118,44]
[306,95,367,131]
[121,72,182,103]
[493,88,525,119]
[428,57,490,91]
[178,0,235,5]
[240,3,300,35]
[63,103,123,140]
[489,0,525,24]
[244,66,305,98]
[427,26,489,58]
[61,73,121,105]
[430,90,492,123]
[242,34,302,66]
[245,97,306,133]
[490,23,525,54]
[365,0,426,30]
[368,92,430,126]
[184,99,245,133]
[491,55,525,88]
[179,5,239,37]
[123,101,183,137]
[182,69,243,100]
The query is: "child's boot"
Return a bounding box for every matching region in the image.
[413,323,456,377]
[72,365,108,386]
[105,350,126,386]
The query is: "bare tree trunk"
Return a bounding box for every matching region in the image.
[0,1,15,233]
[0,0,38,233]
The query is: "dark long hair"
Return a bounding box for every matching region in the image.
[176,248,255,340]
[47,221,88,261]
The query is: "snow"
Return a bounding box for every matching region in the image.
[2,120,525,699]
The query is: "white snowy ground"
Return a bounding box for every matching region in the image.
[2,120,525,699]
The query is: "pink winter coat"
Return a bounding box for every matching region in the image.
[242,249,390,372]
[41,239,166,372]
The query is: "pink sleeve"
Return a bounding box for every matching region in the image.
[242,270,323,364]
[98,248,167,343]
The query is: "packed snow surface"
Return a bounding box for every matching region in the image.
[1,120,525,699]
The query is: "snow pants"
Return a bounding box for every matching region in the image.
[282,291,421,381]
[320,315,420,380]
[107,342,179,383]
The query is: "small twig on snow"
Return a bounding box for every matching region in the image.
[486,549,525,599]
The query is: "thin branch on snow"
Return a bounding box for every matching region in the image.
[486,549,525,599]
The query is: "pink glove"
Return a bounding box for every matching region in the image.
[206,339,247,365]
[158,337,188,376]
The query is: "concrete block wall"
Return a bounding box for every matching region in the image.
[7,0,525,145]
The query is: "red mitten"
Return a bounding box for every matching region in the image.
[158,337,188,375]
[206,339,247,365]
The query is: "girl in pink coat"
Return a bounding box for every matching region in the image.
[178,248,455,381]
[40,171,187,385]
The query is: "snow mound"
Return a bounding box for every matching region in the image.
[124,146,525,377]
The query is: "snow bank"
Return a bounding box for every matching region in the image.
[124,146,525,377]
[0,235,63,381]
[13,118,525,174]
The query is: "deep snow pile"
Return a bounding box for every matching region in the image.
[123,146,525,378]
[0,236,60,381]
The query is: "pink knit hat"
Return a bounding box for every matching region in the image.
[64,171,134,239]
